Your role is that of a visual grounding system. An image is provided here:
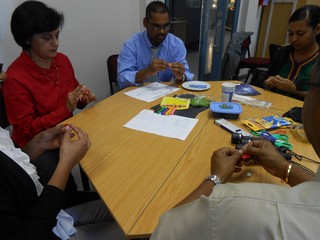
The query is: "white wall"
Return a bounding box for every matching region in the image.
[0,0,146,103]
[1,0,258,104]
[237,0,263,56]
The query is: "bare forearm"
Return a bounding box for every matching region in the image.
[292,90,307,99]
[47,161,73,191]
[22,136,44,162]
[175,180,215,207]
[135,68,154,83]
[288,162,316,186]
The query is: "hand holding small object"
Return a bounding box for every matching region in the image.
[168,62,185,81]
[67,84,84,112]
[79,85,97,103]
[149,58,169,74]
[271,75,296,92]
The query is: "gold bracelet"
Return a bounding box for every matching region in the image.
[285,163,293,184]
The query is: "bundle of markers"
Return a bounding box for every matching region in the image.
[154,105,177,115]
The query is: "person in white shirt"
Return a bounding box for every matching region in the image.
[0,123,125,239]
[151,57,320,240]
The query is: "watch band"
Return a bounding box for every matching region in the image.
[176,73,186,83]
[206,175,222,185]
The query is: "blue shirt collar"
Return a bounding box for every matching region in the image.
[143,30,167,50]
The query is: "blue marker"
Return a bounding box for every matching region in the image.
[189,84,207,89]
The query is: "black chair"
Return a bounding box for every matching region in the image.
[244,43,282,87]
[0,82,10,129]
[269,43,282,61]
[107,54,119,95]
[233,36,270,82]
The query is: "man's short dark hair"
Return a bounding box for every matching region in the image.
[11,0,64,50]
[145,1,170,21]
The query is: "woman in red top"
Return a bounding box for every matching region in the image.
[4,1,96,147]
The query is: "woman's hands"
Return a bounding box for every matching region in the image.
[0,71,7,81]
[58,125,91,172]
[24,124,90,165]
[264,75,296,93]
[23,125,64,161]
[66,84,96,112]
[47,124,91,190]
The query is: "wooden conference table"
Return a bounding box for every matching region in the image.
[63,81,319,239]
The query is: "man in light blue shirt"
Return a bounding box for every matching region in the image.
[117,1,194,89]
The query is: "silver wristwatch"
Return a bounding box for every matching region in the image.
[206,175,222,185]
[181,74,186,82]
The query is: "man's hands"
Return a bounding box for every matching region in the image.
[149,59,170,75]
[210,140,288,183]
[211,148,243,183]
[168,62,185,81]
[242,140,287,179]
[147,59,185,81]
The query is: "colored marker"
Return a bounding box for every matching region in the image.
[161,107,168,115]
[170,106,177,115]
[155,105,163,113]
[165,106,173,115]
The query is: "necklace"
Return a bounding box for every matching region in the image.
[27,50,59,86]
[42,60,59,86]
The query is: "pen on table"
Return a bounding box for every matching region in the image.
[170,106,177,115]
[165,106,173,115]
[161,107,170,115]
[155,106,164,114]
[160,107,168,115]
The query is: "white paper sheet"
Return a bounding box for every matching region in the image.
[124,82,180,102]
[124,109,198,141]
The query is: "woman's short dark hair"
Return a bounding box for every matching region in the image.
[11,1,64,50]
[145,1,170,21]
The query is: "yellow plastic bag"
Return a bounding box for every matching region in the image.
[160,96,190,110]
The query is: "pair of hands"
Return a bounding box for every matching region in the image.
[33,124,91,172]
[0,71,7,81]
[149,58,185,80]
[264,75,296,93]
[67,84,97,112]
[211,140,288,183]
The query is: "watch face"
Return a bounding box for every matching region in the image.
[207,175,221,185]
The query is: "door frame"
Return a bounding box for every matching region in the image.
[261,0,297,57]
[198,0,240,80]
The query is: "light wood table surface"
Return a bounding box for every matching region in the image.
[63,81,319,239]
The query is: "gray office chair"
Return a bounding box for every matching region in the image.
[233,36,270,82]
